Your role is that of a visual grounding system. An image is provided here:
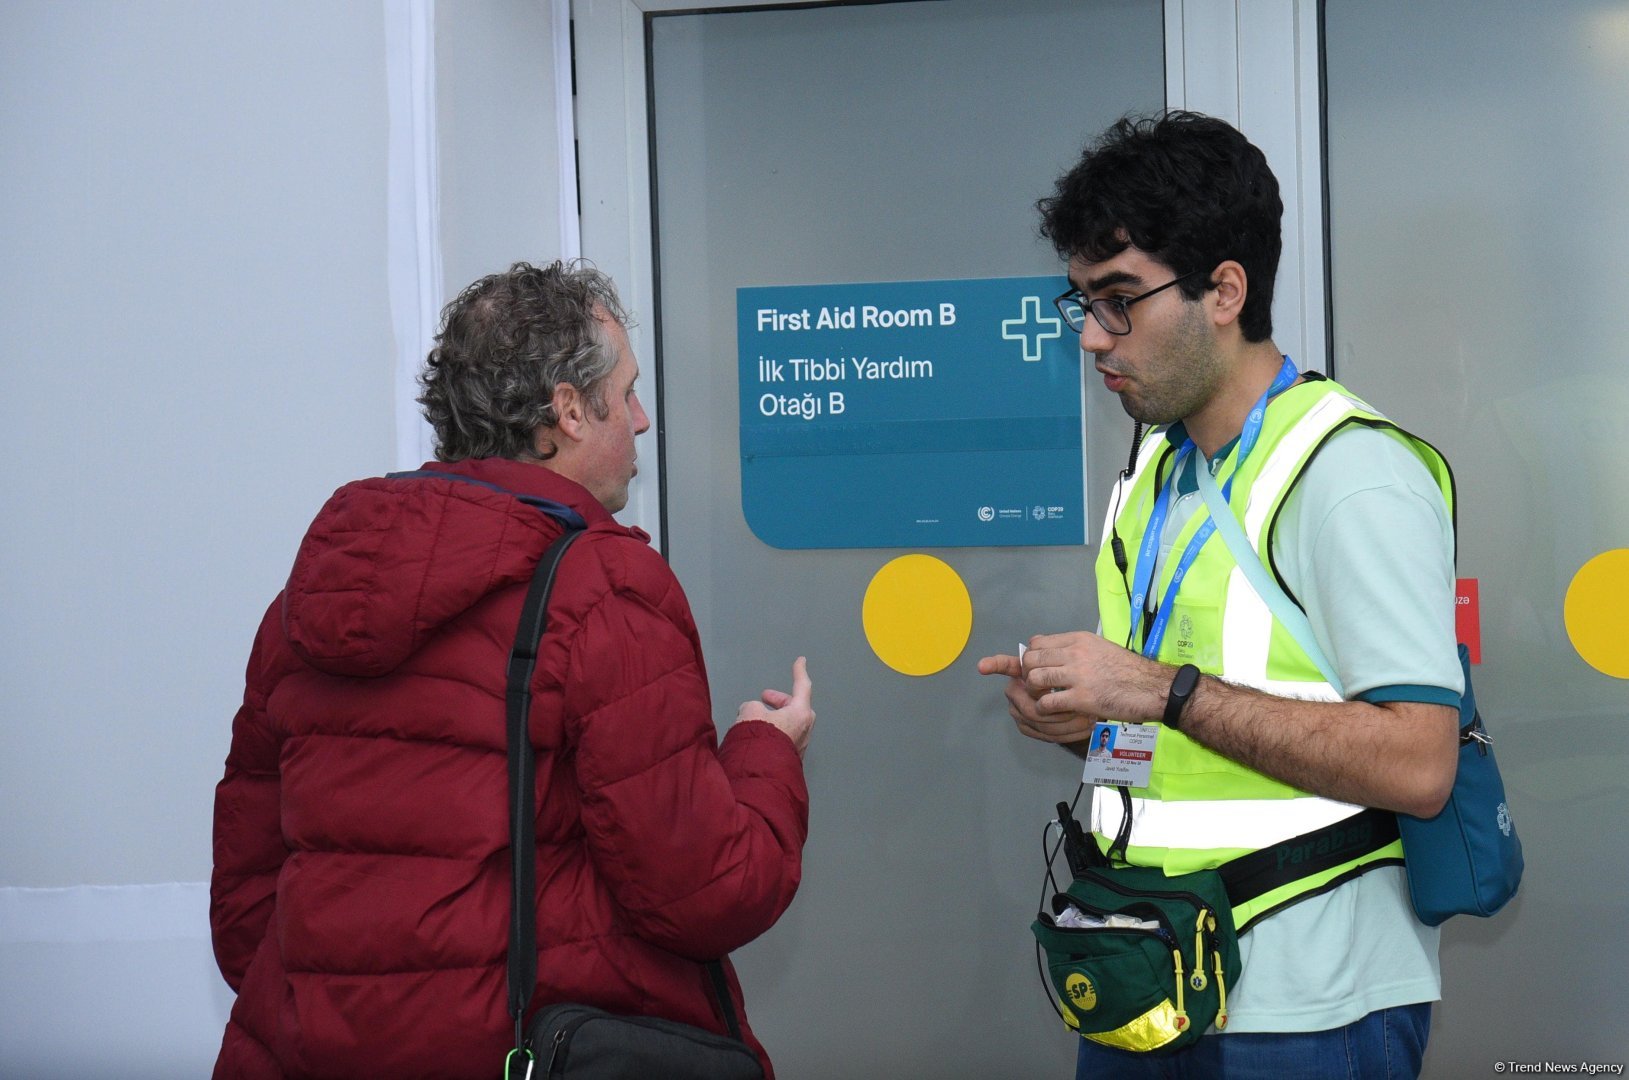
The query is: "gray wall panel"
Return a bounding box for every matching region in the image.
[1326,0,1629,1065]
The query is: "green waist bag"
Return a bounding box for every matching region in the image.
[1030,800,1400,1053]
[1032,863,1240,1054]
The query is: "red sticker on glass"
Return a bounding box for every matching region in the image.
[1455,578,1481,664]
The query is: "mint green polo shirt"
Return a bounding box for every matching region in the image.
[1152,420,1460,1032]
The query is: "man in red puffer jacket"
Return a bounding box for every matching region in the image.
[210,261,814,1079]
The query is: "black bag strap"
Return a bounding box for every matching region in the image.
[1056,799,1398,934]
[706,957,744,1041]
[507,528,584,1047]
[1216,806,1400,931]
[503,529,748,1060]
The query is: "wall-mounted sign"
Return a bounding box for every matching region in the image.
[737,276,1086,549]
[1455,577,1481,665]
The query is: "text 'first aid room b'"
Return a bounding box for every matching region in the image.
[738,276,1087,549]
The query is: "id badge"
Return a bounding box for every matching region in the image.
[1078,722,1157,788]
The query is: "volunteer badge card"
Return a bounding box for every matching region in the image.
[1079,723,1157,788]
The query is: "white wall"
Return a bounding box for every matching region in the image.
[1,0,395,889]
[0,2,568,1073]
[438,0,571,294]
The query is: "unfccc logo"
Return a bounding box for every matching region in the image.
[977,506,995,522]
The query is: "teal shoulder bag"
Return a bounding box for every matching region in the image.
[1193,459,1522,925]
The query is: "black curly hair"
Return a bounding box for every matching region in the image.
[1038,111,1282,342]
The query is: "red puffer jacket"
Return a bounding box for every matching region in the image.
[210,458,808,1079]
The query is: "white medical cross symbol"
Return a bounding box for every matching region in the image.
[1001,296,1063,363]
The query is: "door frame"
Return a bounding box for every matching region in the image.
[571,0,1327,544]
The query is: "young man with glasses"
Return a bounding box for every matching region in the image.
[980,112,1462,1078]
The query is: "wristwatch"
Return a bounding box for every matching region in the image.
[1163,663,1201,729]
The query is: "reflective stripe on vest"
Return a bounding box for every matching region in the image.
[1220,390,1371,687]
[1093,791,1365,851]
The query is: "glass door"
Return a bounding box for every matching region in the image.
[1325,0,1629,1066]
[645,2,1163,1074]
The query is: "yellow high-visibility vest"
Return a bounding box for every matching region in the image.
[1094,376,1454,928]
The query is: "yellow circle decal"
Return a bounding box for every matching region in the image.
[1065,973,1098,1012]
[1565,549,1629,679]
[861,554,973,677]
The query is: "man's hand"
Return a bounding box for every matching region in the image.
[978,632,1168,744]
[735,656,815,757]
[1022,631,1173,728]
[976,649,1092,744]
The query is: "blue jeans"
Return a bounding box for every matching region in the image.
[1073,1003,1432,1080]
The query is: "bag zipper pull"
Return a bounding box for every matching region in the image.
[1172,949,1190,1031]
[1213,947,1230,1030]
[1188,910,1210,992]
[545,1029,567,1076]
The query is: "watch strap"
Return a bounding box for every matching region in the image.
[1163,663,1201,728]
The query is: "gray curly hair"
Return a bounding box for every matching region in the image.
[417,260,630,462]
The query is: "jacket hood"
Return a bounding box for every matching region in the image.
[281,459,617,677]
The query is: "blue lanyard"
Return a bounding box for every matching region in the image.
[1127,356,1300,658]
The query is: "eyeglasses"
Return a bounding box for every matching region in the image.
[1053,269,1206,336]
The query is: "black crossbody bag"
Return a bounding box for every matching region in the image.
[502,528,765,1080]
